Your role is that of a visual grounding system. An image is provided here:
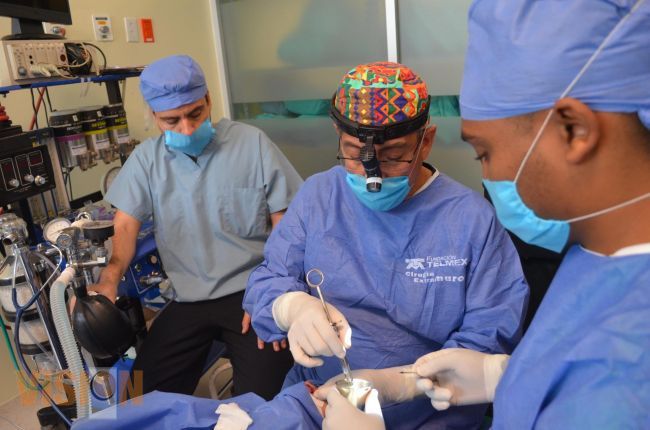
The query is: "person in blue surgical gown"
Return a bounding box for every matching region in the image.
[243,62,529,429]
[408,1,650,429]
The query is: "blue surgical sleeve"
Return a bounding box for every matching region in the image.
[443,216,529,354]
[243,184,309,342]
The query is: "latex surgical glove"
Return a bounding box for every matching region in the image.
[272,291,351,367]
[314,366,423,405]
[323,388,385,430]
[413,348,509,411]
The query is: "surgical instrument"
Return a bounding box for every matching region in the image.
[305,268,353,384]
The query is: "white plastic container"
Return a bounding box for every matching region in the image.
[4,310,49,348]
[0,256,36,313]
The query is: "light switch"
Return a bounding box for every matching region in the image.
[92,15,113,41]
[124,17,139,42]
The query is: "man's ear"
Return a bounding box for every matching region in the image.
[419,124,437,160]
[554,97,600,165]
[146,108,157,132]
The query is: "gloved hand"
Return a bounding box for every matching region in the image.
[413,348,510,410]
[314,366,423,405]
[272,291,351,367]
[322,388,385,430]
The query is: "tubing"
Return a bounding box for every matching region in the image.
[49,267,92,419]
[0,303,42,390]
[11,251,70,426]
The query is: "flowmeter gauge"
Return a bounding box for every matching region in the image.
[43,217,72,243]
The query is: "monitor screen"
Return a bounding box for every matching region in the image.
[0,0,72,25]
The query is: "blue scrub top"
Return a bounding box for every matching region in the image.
[245,165,529,429]
[105,118,303,302]
[493,245,650,429]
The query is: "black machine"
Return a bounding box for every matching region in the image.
[68,221,144,361]
[0,0,72,40]
[0,128,56,206]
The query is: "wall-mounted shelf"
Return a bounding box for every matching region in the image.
[0,71,141,104]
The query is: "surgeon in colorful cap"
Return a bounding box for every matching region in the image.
[97,55,303,399]
[394,1,650,429]
[244,61,529,429]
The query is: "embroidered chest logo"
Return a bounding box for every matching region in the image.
[404,255,469,284]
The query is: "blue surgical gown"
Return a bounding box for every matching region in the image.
[493,246,650,429]
[244,166,529,429]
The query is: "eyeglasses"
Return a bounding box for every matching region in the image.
[336,130,425,171]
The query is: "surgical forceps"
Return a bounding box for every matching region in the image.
[306,268,353,384]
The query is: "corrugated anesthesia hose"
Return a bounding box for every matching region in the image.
[49,267,92,420]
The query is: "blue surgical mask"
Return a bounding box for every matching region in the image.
[164,119,215,157]
[484,173,650,253]
[483,179,570,253]
[346,173,410,211]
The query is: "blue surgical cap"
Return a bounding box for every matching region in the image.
[140,55,208,112]
[460,0,650,128]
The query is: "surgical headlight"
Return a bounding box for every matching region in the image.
[330,95,431,192]
[359,141,382,192]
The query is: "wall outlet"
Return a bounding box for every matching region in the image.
[42,22,67,38]
[92,15,113,41]
[124,17,139,42]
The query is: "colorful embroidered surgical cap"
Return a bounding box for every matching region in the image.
[333,62,429,127]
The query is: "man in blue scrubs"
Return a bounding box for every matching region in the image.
[244,62,529,429]
[411,1,650,428]
[96,55,303,399]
